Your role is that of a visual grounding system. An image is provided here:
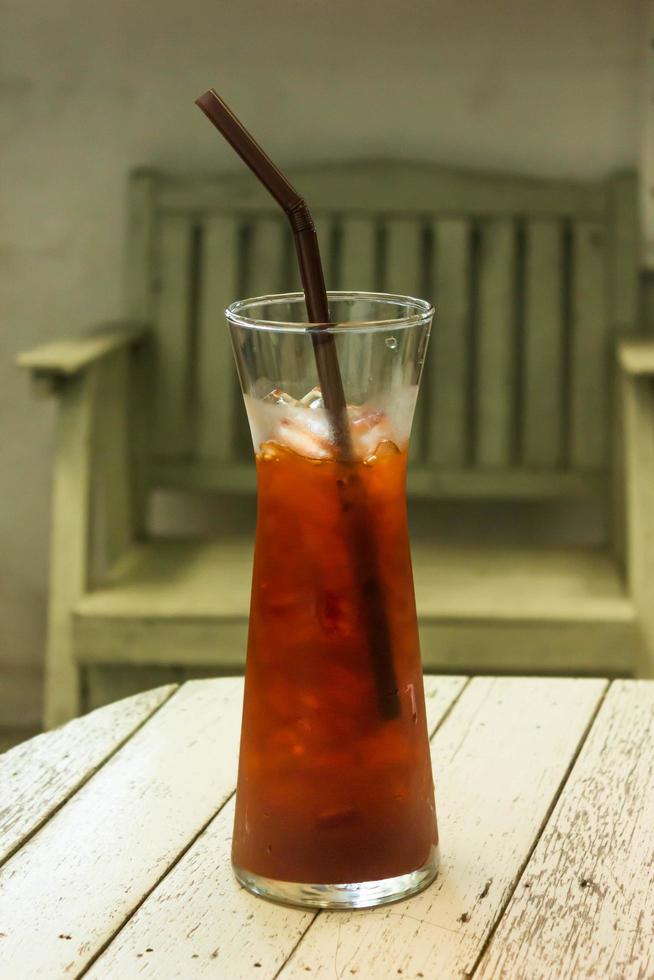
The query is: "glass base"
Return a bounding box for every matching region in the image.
[233,847,439,910]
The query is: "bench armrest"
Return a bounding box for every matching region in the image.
[619,339,654,377]
[17,321,147,392]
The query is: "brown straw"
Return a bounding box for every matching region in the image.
[195,89,352,458]
[195,88,399,720]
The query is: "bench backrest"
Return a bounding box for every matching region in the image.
[128,161,639,499]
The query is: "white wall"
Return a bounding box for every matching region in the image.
[0,0,641,725]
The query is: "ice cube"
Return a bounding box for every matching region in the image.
[349,406,393,458]
[278,416,333,459]
[263,388,300,407]
[259,440,287,462]
[363,440,400,466]
[300,386,323,410]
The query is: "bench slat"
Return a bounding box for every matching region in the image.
[384,218,426,461]
[475,219,517,466]
[570,220,608,467]
[522,219,565,466]
[197,216,240,460]
[429,218,471,466]
[338,216,377,290]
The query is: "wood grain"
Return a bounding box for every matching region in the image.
[279,677,606,980]
[475,681,654,980]
[0,679,243,978]
[85,677,467,979]
[0,686,175,866]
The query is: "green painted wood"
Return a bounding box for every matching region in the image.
[16,323,145,376]
[314,214,336,291]
[475,219,517,467]
[621,362,654,676]
[158,162,609,218]
[44,370,98,728]
[197,216,240,461]
[94,350,132,571]
[384,217,425,462]
[570,221,608,468]
[151,458,603,498]
[429,219,471,466]
[153,214,194,456]
[244,215,287,296]
[125,171,158,532]
[608,174,639,570]
[337,216,377,290]
[608,172,640,335]
[522,220,565,467]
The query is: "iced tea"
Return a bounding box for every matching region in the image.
[232,424,437,885]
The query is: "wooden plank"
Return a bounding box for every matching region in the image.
[196,215,240,460]
[429,219,471,465]
[522,220,564,467]
[608,172,639,334]
[43,369,97,729]
[0,679,244,978]
[0,686,175,866]
[125,167,158,531]
[619,338,654,375]
[315,213,336,292]
[244,215,287,296]
[16,322,145,376]
[159,163,608,219]
[622,370,654,676]
[93,349,133,570]
[570,220,609,468]
[279,677,607,980]
[85,677,467,979]
[151,458,604,497]
[475,680,654,980]
[153,213,194,455]
[643,2,654,270]
[475,219,517,467]
[384,218,425,461]
[338,216,377,290]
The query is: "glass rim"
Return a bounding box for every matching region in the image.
[225,290,434,334]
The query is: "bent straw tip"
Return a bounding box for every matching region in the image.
[194,88,219,109]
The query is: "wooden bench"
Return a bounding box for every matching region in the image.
[19,162,654,727]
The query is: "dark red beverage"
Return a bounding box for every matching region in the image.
[232,442,438,887]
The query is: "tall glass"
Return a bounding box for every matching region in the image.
[226,292,437,909]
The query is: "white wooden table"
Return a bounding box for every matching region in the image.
[1,676,653,979]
